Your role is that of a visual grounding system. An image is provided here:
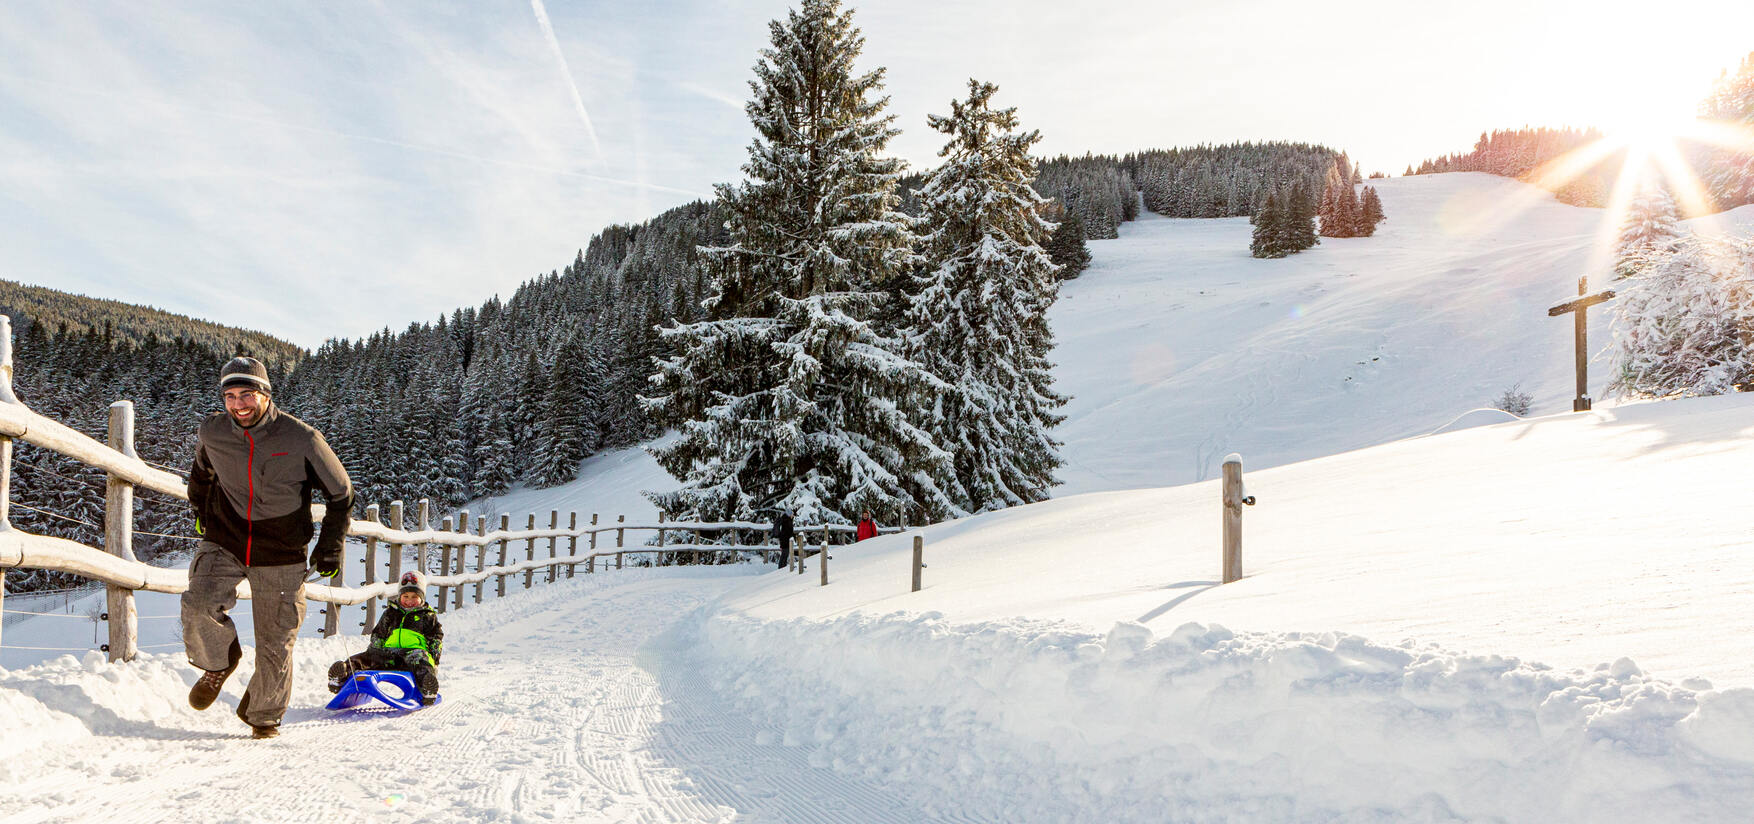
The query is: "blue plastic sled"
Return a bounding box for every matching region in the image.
[325,670,441,711]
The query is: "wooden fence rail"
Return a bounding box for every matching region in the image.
[0,313,903,661]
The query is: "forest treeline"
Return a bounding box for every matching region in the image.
[0,280,301,373]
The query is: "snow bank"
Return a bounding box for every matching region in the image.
[684,610,1754,822]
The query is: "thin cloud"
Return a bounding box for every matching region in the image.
[529,0,607,170]
[2,72,703,199]
[676,80,747,112]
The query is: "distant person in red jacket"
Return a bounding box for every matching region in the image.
[855,511,878,542]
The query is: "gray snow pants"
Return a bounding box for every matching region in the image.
[181,541,307,727]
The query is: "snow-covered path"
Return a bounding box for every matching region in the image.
[1,569,962,824]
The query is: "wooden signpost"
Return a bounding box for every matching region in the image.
[1547,275,1615,412]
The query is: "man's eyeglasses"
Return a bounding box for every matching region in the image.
[223,389,262,403]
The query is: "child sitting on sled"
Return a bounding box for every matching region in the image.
[328,572,445,705]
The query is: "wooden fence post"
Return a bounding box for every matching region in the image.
[0,317,10,653]
[911,535,924,593]
[475,514,487,604]
[321,485,344,638]
[1221,453,1255,584]
[388,500,405,595]
[104,401,138,661]
[0,432,7,652]
[820,533,828,587]
[616,515,624,569]
[417,498,432,576]
[0,317,10,652]
[362,503,380,634]
[657,510,667,566]
[436,515,453,613]
[566,512,578,578]
[497,514,510,598]
[588,513,598,573]
[547,510,558,583]
[453,510,469,610]
[524,514,536,589]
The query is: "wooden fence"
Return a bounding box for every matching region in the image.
[0,315,901,661]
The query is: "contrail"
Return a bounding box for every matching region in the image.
[529,0,606,169]
[3,73,705,199]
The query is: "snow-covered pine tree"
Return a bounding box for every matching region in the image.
[645,0,956,528]
[1610,233,1754,397]
[533,329,604,487]
[462,336,517,497]
[1279,181,1320,252]
[1251,190,1289,258]
[1359,186,1386,235]
[1318,166,1362,238]
[910,79,1067,513]
[1614,185,1684,278]
[1044,207,1092,279]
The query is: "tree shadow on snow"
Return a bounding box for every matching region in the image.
[1135,580,1219,625]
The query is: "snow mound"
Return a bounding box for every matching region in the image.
[1425,406,1521,435]
[684,610,1754,822]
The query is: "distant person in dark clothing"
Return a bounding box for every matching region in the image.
[855,511,878,542]
[771,510,795,568]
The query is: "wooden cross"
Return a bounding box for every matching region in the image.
[1547,275,1615,412]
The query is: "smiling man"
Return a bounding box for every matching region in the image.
[180,356,354,739]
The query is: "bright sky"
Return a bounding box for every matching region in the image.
[3,0,1752,348]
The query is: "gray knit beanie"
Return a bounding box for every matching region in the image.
[219,357,271,394]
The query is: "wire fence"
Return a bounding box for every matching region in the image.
[11,498,199,543]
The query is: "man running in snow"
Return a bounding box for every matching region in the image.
[328,572,444,704]
[181,356,354,739]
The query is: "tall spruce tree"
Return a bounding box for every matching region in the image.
[1614,186,1684,278]
[1250,190,1289,258]
[910,79,1066,513]
[645,0,956,527]
[533,329,604,487]
[1044,208,1093,278]
[1281,180,1320,252]
[1359,186,1386,235]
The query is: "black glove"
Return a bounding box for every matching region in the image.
[310,549,341,578]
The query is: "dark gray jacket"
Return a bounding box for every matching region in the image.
[188,402,353,567]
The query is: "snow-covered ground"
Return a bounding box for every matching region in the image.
[6,173,1754,822]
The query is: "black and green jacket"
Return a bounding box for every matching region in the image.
[368,602,444,666]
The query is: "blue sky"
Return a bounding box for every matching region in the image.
[4,0,1753,348]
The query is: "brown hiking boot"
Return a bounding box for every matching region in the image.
[249,724,279,740]
[188,640,242,711]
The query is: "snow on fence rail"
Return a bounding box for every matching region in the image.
[0,315,901,661]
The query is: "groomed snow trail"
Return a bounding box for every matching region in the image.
[0,568,962,824]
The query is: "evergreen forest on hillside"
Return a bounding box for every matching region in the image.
[0,280,302,373]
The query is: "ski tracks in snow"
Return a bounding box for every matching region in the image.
[2,569,970,824]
